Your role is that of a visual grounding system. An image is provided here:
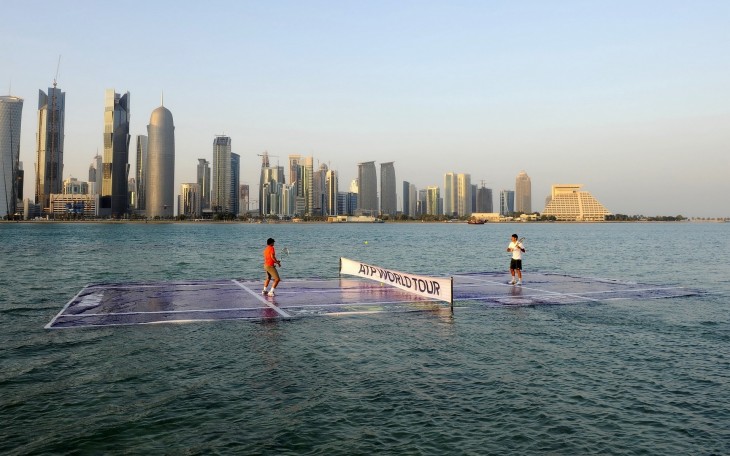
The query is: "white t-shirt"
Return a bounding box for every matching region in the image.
[509,241,524,260]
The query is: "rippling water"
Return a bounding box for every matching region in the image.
[1,221,728,455]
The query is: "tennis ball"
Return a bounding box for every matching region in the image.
[364,241,368,244]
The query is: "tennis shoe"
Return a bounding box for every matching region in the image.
[517,280,522,285]
[262,289,268,295]
[509,278,516,285]
[267,290,275,297]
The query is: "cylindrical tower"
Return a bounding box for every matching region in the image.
[146,106,175,218]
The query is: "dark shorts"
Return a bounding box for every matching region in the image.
[510,259,522,271]
[264,265,280,280]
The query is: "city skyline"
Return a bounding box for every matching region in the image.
[3,1,729,217]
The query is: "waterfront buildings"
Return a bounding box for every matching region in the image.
[500,190,515,216]
[0,95,23,218]
[49,193,99,217]
[515,170,532,213]
[542,184,611,221]
[326,169,338,216]
[88,154,102,195]
[357,161,377,215]
[135,135,148,211]
[443,172,456,217]
[239,184,249,215]
[179,183,200,218]
[212,136,231,213]
[35,86,65,212]
[380,162,396,217]
[102,89,131,217]
[146,105,175,218]
[197,159,210,211]
[426,186,440,216]
[456,173,472,217]
[231,153,240,216]
[476,185,493,213]
[63,177,89,194]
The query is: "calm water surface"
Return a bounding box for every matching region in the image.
[1,222,728,455]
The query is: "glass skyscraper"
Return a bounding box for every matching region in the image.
[102,89,131,217]
[135,135,148,211]
[212,136,231,213]
[231,153,240,216]
[515,170,532,213]
[35,86,65,212]
[457,173,472,217]
[500,190,515,216]
[0,96,23,219]
[443,172,457,217]
[380,162,396,217]
[197,158,210,211]
[357,161,377,215]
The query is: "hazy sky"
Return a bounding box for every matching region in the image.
[3,0,729,217]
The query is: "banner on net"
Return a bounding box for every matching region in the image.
[340,257,452,304]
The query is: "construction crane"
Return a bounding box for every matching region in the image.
[256,151,279,168]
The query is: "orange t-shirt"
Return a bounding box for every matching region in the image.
[263,245,276,267]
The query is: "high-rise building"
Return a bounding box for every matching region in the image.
[288,154,301,186]
[380,162,396,216]
[418,189,427,216]
[402,181,411,217]
[304,157,314,216]
[239,184,249,215]
[135,135,148,211]
[257,151,270,216]
[443,172,457,217]
[88,154,102,195]
[35,86,65,212]
[476,185,492,213]
[500,190,515,216]
[325,169,338,216]
[408,183,417,217]
[313,163,328,216]
[0,96,23,219]
[357,161,377,215]
[197,158,210,211]
[457,173,472,217]
[212,136,231,213]
[231,153,240,216]
[515,170,532,213]
[542,184,611,221]
[426,186,440,216]
[102,89,131,217]
[146,106,175,218]
[179,183,200,218]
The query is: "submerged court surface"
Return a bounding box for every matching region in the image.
[46,272,699,329]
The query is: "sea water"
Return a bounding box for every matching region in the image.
[0,222,728,455]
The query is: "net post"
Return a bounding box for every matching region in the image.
[339,257,342,277]
[450,276,454,313]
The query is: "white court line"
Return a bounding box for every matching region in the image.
[53,306,266,318]
[232,280,292,319]
[45,286,89,329]
[462,275,605,303]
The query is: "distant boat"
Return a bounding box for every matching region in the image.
[468,218,485,225]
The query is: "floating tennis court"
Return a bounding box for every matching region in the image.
[46,267,699,329]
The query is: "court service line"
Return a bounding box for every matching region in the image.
[232,280,292,318]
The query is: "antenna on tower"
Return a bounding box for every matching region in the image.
[161,90,164,106]
[53,55,61,88]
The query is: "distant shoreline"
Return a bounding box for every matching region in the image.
[1,219,724,225]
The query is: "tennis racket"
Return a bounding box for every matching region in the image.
[511,237,526,252]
